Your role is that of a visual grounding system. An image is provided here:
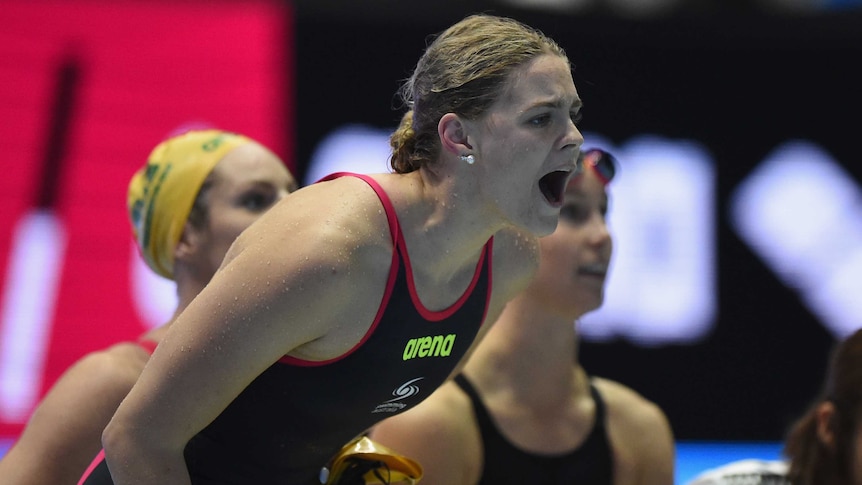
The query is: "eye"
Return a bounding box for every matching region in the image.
[559,203,589,223]
[239,188,278,212]
[529,113,551,127]
[570,111,583,125]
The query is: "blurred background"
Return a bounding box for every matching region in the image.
[1,0,861,483]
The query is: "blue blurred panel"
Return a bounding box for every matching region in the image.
[675,441,784,484]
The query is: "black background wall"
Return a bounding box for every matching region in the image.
[293,3,862,441]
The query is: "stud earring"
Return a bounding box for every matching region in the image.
[460,154,475,165]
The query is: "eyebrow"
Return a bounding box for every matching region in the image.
[528,97,583,111]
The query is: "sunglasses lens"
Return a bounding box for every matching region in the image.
[584,149,616,183]
[575,152,587,176]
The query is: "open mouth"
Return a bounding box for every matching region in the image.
[539,170,571,207]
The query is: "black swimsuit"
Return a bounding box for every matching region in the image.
[79,173,493,485]
[454,373,614,485]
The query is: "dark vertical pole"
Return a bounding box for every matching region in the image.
[35,54,80,210]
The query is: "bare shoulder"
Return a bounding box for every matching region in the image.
[0,342,151,485]
[592,377,675,485]
[196,174,397,361]
[230,174,392,272]
[592,377,671,432]
[60,341,151,393]
[31,341,151,422]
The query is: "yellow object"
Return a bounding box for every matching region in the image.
[321,436,424,485]
[127,129,252,279]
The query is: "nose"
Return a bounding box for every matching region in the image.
[560,118,584,154]
[587,215,612,248]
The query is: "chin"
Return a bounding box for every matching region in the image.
[573,292,604,312]
[524,211,560,237]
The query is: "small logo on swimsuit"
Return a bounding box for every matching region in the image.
[372,377,424,413]
[402,334,456,360]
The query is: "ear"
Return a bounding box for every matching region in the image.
[815,401,837,449]
[174,221,201,262]
[438,112,473,158]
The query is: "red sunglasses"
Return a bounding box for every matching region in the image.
[578,148,617,185]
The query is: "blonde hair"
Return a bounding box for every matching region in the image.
[390,14,568,173]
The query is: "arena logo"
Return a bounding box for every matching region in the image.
[402,334,456,361]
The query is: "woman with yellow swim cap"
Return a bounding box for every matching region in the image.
[0,129,297,485]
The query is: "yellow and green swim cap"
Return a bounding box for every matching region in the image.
[127,129,252,280]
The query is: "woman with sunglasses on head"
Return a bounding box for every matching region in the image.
[0,129,297,485]
[78,13,582,485]
[371,149,676,485]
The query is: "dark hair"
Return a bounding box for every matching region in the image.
[389,14,568,173]
[784,328,862,485]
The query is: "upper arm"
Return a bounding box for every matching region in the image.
[631,399,675,485]
[369,383,481,485]
[105,180,393,453]
[0,346,146,485]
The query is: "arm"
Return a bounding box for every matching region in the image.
[100,181,393,485]
[370,382,482,485]
[0,344,147,485]
[631,401,674,485]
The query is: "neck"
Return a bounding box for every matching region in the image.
[464,294,589,401]
[138,273,205,344]
[385,169,507,278]
[171,268,210,320]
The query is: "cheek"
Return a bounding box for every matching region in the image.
[539,235,579,271]
[490,132,539,164]
[212,215,260,247]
